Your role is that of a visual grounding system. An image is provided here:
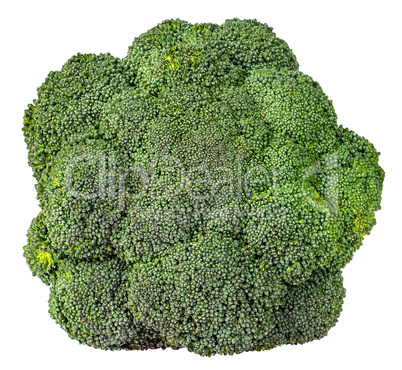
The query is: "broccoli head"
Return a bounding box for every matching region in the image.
[22,18,384,356]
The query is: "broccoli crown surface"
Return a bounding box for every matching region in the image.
[23,18,384,356]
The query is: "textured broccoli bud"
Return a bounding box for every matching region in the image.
[23,211,56,285]
[49,258,164,349]
[258,268,346,349]
[22,18,384,356]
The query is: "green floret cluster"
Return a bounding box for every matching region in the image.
[22,18,384,356]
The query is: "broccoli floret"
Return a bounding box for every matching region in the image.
[22,18,384,356]
[49,258,164,349]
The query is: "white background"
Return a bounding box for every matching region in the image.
[1,1,401,369]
